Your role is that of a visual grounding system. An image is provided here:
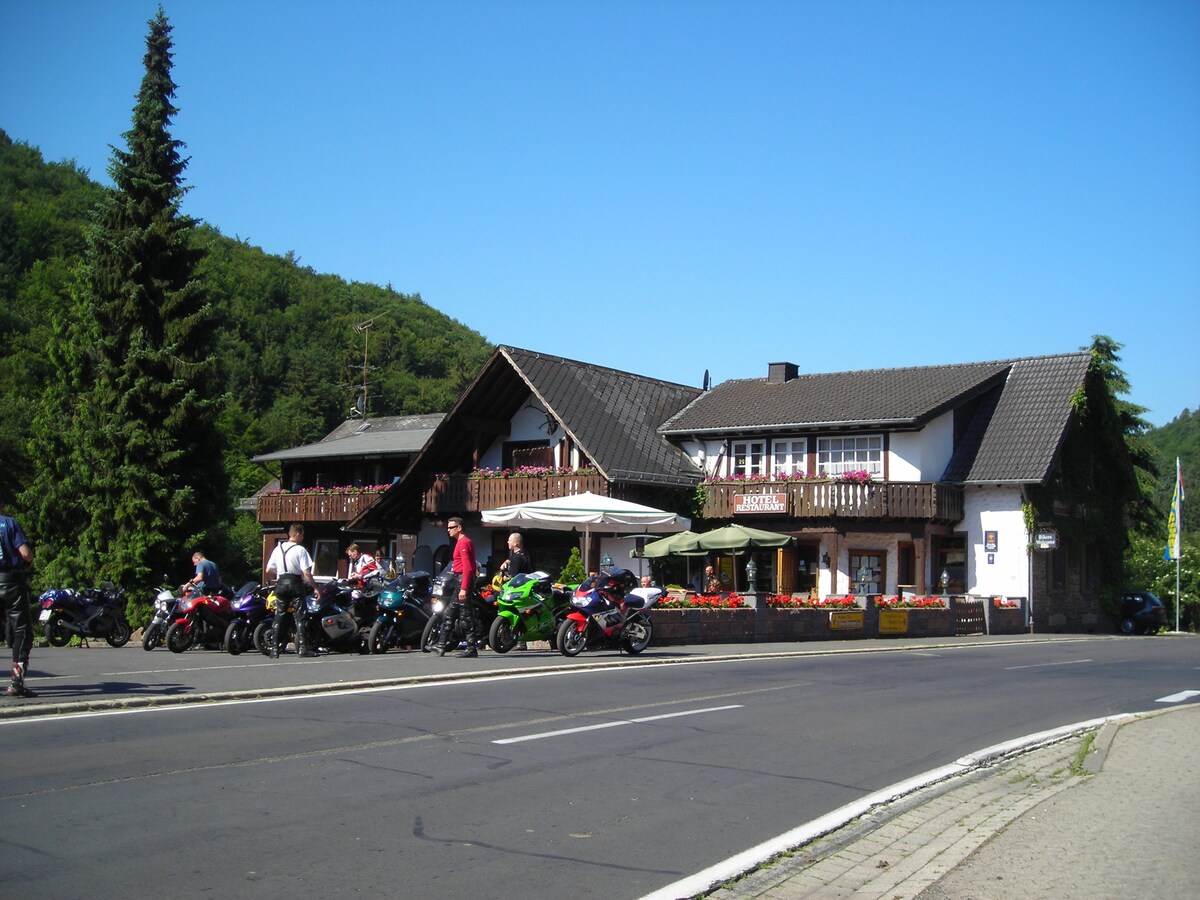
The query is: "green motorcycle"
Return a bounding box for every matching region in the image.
[488,571,574,653]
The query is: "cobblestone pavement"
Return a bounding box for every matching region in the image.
[700,704,1200,900]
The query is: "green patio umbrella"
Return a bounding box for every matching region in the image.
[632,530,703,558]
[694,524,793,552]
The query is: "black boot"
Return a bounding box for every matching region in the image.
[296,621,318,657]
[6,661,36,698]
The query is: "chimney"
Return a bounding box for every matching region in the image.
[768,362,798,384]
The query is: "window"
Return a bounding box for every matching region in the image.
[731,441,765,478]
[773,439,807,477]
[849,551,885,595]
[817,435,883,477]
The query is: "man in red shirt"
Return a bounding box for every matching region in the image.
[438,516,480,658]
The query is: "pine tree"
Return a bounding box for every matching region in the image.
[25,8,227,588]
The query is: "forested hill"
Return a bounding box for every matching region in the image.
[0,128,493,502]
[1146,407,1199,534]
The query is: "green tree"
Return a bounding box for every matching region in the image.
[25,8,227,588]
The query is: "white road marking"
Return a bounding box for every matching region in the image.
[492,704,744,744]
[1004,659,1092,670]
[1156,690,1200,703]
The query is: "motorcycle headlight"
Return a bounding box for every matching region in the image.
[570,595,589,608]
[154,598,170,611]
[432,599,445,614]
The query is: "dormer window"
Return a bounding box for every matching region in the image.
[817,435,883,477]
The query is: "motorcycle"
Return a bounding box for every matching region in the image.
[488,571,573,653]
[165,583,244,653]
[223,584,273,655]
[262,579,372,656]
[368,571,433,654]
[419,569,498,653]
[142,587,180,651]
[38,583,132,648]
[556,567,661,657]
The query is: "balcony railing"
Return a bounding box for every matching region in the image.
[702,480,963,522]
[425,473,611,515]
[256,491,385,524]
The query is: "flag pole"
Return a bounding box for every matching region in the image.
[1176,458,1183,633]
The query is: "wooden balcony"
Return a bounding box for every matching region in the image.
[424,473,612,515]
[256,491,385,524]
[702,480,963,522]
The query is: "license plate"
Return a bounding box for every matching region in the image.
[39,609,51,622]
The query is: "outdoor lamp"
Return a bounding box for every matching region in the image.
[821,552,830,568]
[396,552,405,574]
[601,552,614,570]
[745,557,758,594]
[940,568,950,594]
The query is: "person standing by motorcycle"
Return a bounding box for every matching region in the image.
[346,543,380,581]
[183,550,222,596]
[437,516,479,658]
[499,532,531,649]
[265,524,319,658]
[0,493,36,698]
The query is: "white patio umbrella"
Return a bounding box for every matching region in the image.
[481,492,690,571]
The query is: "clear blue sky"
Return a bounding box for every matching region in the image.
[2,1,1197,427]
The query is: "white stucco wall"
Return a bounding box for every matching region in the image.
[476,397,563,470]
[960,485,1029,599]
[889,411,954,482]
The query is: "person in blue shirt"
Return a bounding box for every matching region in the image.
[0,492,36,698]
[183,550,222,596]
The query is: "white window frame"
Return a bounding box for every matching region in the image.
[772,439,807,478]
[817,435,883,477]
[730,440,766,478]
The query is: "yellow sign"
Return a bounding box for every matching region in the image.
[879,609,909,634]
[829,610,864,630]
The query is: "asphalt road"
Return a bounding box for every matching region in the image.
[1,636,1195,899]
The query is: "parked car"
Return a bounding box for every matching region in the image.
[1117,591,1168,635]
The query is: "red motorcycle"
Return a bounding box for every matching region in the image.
[165,584,242,652]
[556,568,662,657]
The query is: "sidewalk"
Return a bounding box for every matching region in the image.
[700,703,1200,900]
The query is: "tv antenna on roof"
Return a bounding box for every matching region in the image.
[351,315,382,418]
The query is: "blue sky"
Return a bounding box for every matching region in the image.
[2,1,1197,427]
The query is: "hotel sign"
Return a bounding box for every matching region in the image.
[733,492,788,515]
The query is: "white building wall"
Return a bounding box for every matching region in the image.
[476,398,562,470]
[960,485,1029,599]
[889,411,954,482]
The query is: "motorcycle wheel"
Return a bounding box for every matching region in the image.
[260,622,294,657]
[253,620,271,654]
[368,620,392,654]
[488,617,519,654]
[165,621,194,653]
[224,621,247,655]
[420,614,443,653]
[44,616,72,647]
[106,618,133,648]
[141,623,163,651]
[556,619,586,657]
[622,617,653,655]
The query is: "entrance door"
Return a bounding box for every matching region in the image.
[849,550,884,595]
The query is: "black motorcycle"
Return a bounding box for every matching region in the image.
[419,569,498,653]
[38,583,132,648]
[262,580,372,656]
[368,571,433,653]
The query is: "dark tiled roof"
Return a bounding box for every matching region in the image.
[252,414,445,463]
[943,352,1092,484]
[350,347,703,530]
[661,361,1012,433]
[662,352,1092,485]
[503,347,702,485]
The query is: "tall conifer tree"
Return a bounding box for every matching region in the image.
[26,8,226,586]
